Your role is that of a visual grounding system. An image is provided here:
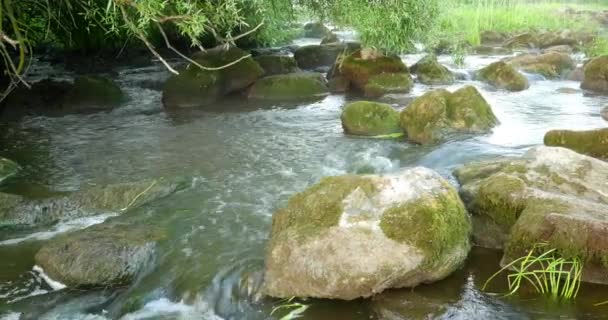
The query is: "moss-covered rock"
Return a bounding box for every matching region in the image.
[536,31,578,49]
[1,79,72,119]
[303,22,331,38]
[162,46,263,108]
[543,44,574,55]
[263,167,471,300]
[248,72,328,101]
[62,76,124,111]
[410,55,455,85]
[544,128,608,160]
[0,177,191,229]
[504,52,575,79]
[503,32,538,49]
[363,73,413,98]
[253,55,299,76]
[455,146,608,284]
[477,61,529,91]
[320,33,340,44]
[480,30,508,45]
[294,43,355,71]
[581,56,608,94]
[0,157,19,184]
[340,101,402,136]
[472,45,512,55]
[400,86,498,144]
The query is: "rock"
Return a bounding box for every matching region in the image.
[328,76,350,93]
[263,167,471,300]
[602,106,608,121]
[477,61,529,92]
[544,128,608,160]
[250,47,293,57]
[581,56,608,94]
[556,87,580,94]
[339,49,412,96]
[0,157,19,184]
[341,101,402,136]
[480,31,508,45]
[253,55,299,76]
[543,44,573,54]
[294,44,351,72]
[504,52,575,79]
[454,146,608,284]
[567,66,584,82]
[162,46,263,108]
[503,32,537,49]
[536,31,577,49]
[303,22,331,38]
[471,46,511,55]
[432,39,472,55]
[1,79,72,118]
[248,72,328,101]
[320,33,340,44]
[400,86,498,144]
[410,55,455,85]
[62,76,124,112]
[35,219,163,287]
[363,73,414,98]
[0,177,190,229]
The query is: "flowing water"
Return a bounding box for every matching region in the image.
[1,38,608,319]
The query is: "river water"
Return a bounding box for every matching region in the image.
[1,38,608,319]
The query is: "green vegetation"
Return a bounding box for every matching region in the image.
[484,243,583,300]
[271,297,309,320]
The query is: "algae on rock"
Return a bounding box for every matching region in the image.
[341,101,402,136]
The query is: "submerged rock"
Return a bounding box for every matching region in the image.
[556,87,580,94]
[263,167,471,300]
[581,56,608,94]
[544,128,608,160]
[410,55,455,85]
[454,146,608,284]
[341,101,402,136]
[62,76,124,112]
[471,46,512,56]
[0,157,19,184]
[340,49,412,96]
[248,72,328,101]
[477,61,529,91]
[35,219,164,288]
[504,52,575,79]
[162,47,263,108]
[400,86,498,144]
[0,177,190,229]
[303,22,331,38]
[253,55,299,76]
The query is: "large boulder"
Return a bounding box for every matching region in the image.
[62,76,124,112]
[303,22,331,38]
[0,157,19,184]
[400,86,498,144]
[162,47,263,108]
[536,31,578,49]
[544,128,608,160]
[0,177,190,229]
[504,52,575,79]
[263,167,471,300]
[410,55,455,85]
[341,101,402,136]
[248,72,328,101]
[253,55,299,76]
[294,43,359,72]
[339,49,412,96]
[581,56,608,94]
[455,146,608,284]
[35,219,163,288]
[477,61,529,91]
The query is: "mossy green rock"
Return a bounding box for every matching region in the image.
[263,167,471,300]
[544,128,608,160]
[472,45,512,56]
[503,32,538,49]
[410,55,455,85]
[253,55,299,76]
[400,86,498,144]
[162,47,263,108]
[363,73,413,98]
[303,22,331,38]
[455,146,608,284]
[505,52,575,79]
[477,61,529,91]
[248,72,328,101]
[0,177,191,229]
[341,101,402,136]
[62,76,124,111]
[294,43,356,71]
[0,157,19,184]
[320,33,340,44]
[581,56,608,94]
[480,31,508,45]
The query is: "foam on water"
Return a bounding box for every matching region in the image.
[120,298,224,320]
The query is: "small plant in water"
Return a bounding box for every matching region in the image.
[451,44,467,67]
[483,243,583,300]
[271,297,309,319]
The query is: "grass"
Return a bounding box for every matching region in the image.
[271,297,309,319]
[437,0,607,46]
[483,243,583,300]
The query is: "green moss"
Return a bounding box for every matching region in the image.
[271,175,378,241]
[341,101,402,136]
[248,72,329,101]
[340,50,409,90]
[254,55,298,76]
[581,56,608,93]
[477,61,529,91]
[379,188,471,265]
[447,86,499,129]
[162,66,221,108]
[400,89,451,144]
[294,44,348,70]
[472,174,527,231]
[363,73,413,97]
[521,64,558,79]
[411,54,455,85]
[544,128,608,160]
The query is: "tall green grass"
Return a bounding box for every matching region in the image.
[437,0,606,45]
